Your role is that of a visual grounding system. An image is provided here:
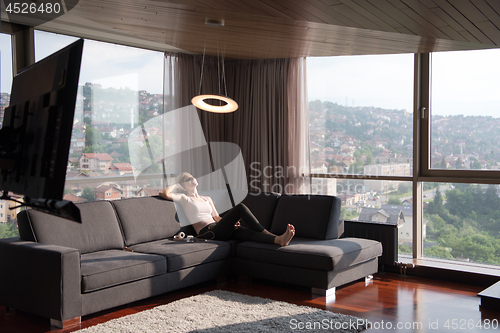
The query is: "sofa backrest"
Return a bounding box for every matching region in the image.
[17,201,124,254]
[241,192,280,230]
[112,196,179,246]
[269,194,342,240]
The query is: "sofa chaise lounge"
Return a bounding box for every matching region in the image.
[0,192,382,328]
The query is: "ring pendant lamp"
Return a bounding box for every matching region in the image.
[191,19,238,113]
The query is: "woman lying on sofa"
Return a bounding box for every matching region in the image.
[159,172,295,246]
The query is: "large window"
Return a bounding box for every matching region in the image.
[421,50,500,267]
[0,32,17,237]
[0,33,13,125]
[308,54,414,178]
[309,50,500,269]
[308,54,415,265]
[34,31,165,202]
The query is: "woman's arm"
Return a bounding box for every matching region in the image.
[159,184,185,201]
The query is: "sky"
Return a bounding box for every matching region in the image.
[0,31,164,95]
[34,31,164,95]
[307,53,414,113]
[2,30,500,117]
[307,49,500,118]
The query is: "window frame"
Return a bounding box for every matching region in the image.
[311,52,500,263]
[421,51,500,182]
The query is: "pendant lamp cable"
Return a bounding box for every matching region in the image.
[199,26,227,101]
[198,28,207,96]
[221,35,228,98]
[217,27,221,98]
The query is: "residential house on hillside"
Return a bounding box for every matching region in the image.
[379,204,412,243]
[112,137,128,146]
[0,194,22,223]
[358,206,405,228]
[70,133,86,154]
[338,193,356,207]
[110,151,122,159]
[381,202,428,244]
[120,181,146,199]
[79,153,114,173]
[97,126,116,138]
[62,193,87,203]
[310,163,337,196]
[94,185,122,201]
[109,163,134,175]
[363,163,411,193]
[359,203,427,244]
[136,188,162,197]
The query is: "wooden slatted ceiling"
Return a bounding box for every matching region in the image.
[8,0,500,58]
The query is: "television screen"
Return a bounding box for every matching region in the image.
[0,39,84,222]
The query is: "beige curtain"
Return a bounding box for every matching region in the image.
[286,57,311,194]
[163,53,310,194]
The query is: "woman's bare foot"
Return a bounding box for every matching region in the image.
[274,224,295,247]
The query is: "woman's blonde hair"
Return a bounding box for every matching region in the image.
[177,172,192,185]
[175,172,192,194]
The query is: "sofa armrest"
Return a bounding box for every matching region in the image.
[0,237,82,321]
[341,220,397,266]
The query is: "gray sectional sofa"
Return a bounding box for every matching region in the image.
[0,192,382,328]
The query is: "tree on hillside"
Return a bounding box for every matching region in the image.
[396,183,411,195]
[424,245,453,259]
[445,188,472,218]
[426,214,446,238]
[484,185,500,212]
[427,189,444,215]
[83,145,105,154]
[309,100,324,112]
[85,127,102,147]
[0,223,19,238]
[440,157,447,169]
[81,187,95,202]
[387,197,401,205]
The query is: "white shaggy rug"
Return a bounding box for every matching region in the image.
[75,290,367,333]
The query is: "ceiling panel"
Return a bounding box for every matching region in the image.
[2,0,499,58]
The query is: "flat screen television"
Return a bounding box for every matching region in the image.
[0,39,84,222]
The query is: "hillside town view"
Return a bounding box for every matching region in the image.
[1,86,500,266]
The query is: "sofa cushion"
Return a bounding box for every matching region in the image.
[269,195,341,240]
[80,250,166,293]
[240,192,280,230]
[236,237,382,271]
[18,201,124,254]
[130,239,232,272]
[112,196,180,246]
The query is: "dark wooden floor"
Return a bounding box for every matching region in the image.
[1,272,499,332]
